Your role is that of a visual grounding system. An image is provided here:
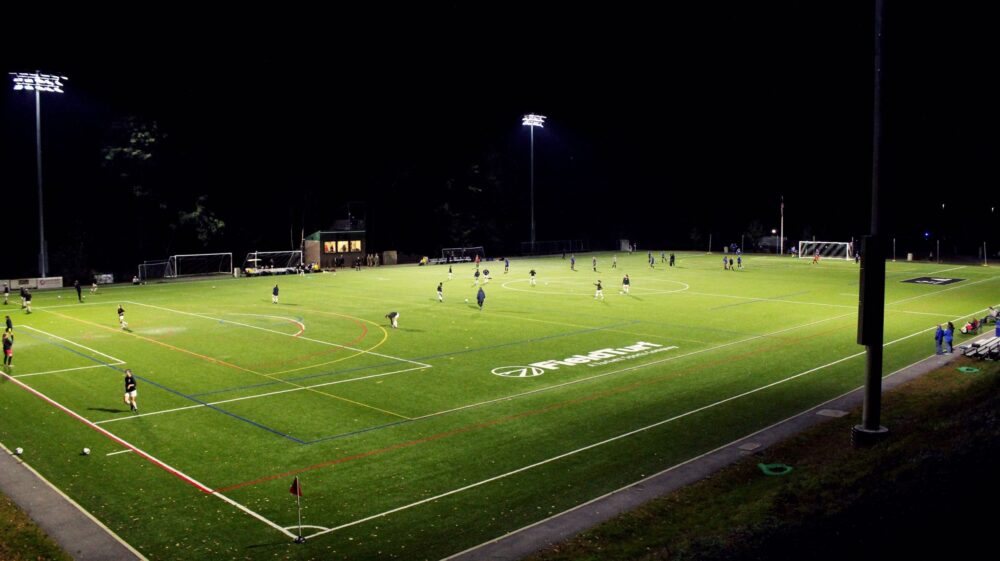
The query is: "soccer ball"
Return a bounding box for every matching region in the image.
[465,298,469,303]
[58,295,61,299]
[619,291,624,294]
[14,447,23,456]
[82,448,90,455]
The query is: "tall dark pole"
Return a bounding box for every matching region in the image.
[530,125,535,252]
[35,88,48,277]
[853,0,888,447]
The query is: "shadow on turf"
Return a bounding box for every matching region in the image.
[87,407,129,413]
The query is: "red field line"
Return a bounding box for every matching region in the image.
[215,321,852,493]
[252,318,369,369]
[2,371,215,494]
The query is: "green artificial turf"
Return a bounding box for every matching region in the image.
[0,252,995,559]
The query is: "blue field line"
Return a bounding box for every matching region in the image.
[190,320,641,399]
[22,331,305,444]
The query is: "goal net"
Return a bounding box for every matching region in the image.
[441,246,485,262]
[243,251,303,274]
[798,241,852,260]
[164,253,233,278]
[138,260,168,281]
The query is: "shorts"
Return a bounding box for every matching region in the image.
[4,349,11,357]
[124,390,137,399]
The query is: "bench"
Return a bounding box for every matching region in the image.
[964,336,1000,360]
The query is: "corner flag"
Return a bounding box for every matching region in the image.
[290,476,305,542]
[289,477,302,497]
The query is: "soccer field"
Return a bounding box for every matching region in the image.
[1,252,996,560]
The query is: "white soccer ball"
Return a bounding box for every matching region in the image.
[465,298,469,303]
[58,295,61,299]
[82,448,90,455]
[14,447,23,456]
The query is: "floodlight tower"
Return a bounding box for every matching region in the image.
[522,114,546,253]
[10,71,68,277]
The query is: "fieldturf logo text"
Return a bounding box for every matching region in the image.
[491,341,677,377]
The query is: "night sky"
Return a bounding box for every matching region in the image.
[2,4,997,279]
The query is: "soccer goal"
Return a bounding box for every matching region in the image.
[164,253,233,278]
[138,260,169,281]
[441,246,485,262]
[798,241,852,260]
[242,250,303,275]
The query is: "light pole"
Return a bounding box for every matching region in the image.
[522,114,546,253]
[10,71,67,278]
[779,196,785,256]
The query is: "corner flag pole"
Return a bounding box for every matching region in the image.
[290,476,305,543]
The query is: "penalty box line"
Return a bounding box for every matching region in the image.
[124,301,431,368]
[0,370,295,540]
[94,364,429,426]
[21,325,126,364]
[303,303,995,541]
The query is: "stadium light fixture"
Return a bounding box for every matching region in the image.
[522,114,546,253]
[10,71,68,277]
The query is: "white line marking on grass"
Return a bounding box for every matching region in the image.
[887,275,999,307]
[680,290,972,319]
[106,449,133,456]
[124,301,430,368]
[21,325,126,363]
[441,348,945,561]
[95,365,430,424]
[311,303,994,541]
[926,265,967,275]
[0,372,296,540]
[0,441,150,560]
[229,313,305,336]
[13,363,125,378]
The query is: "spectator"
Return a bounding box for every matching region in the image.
[944,321,955,353]
[934,324,944,355]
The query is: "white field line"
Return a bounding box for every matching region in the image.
[106,449,133,456]
[27,302,97,310]
[308,303,994,540]
[14,363,125,378]
[0,371,295,539]
[925,265,967,275]
[682,290,956,318]
[0,441,150,560]
[124,301,430,368]
[887,275,999,306]
[442,350,940,560]
[94,365,429,425]
[21,325,126,363]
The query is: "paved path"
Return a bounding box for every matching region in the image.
[0,442,144,561]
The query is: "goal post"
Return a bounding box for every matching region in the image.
[242,250,303,274]
[441,247,485,262]
[798,241,852,260]
[164,253,233,278]
[138,260,169,281]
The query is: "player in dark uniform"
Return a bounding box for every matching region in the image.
[529,269,537,286]
[24,290,32,314]
[437,282,444,302]
[386,311,399,328]
[3,283,9,305]
[75,280,82,302]
[669,253,676,267]
[118,304,128,329]
[476,287,486,310]
[272,284,279,304]
[473,269,481,286]
[592,256,597,272]
[504,258,510,274]
[594,280,605,300]
[5,315,12,333]
[19,287,27,309]
[622,274,631,295]
[448,264,453,280]
[124,369,138,411]
[2,330,12,369]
